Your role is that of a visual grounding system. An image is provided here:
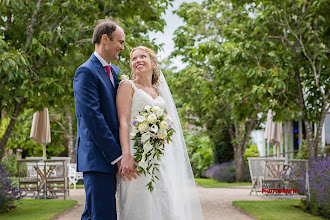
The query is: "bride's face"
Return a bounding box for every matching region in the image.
[131,49,155,77]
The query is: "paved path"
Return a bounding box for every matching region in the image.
[54,186,269,220]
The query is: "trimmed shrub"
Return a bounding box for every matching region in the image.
[204,161,251,183]
[185,131,214,177]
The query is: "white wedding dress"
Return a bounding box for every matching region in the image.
[117,79,204,220]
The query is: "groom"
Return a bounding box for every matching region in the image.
[73,19,125,220]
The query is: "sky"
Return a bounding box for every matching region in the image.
[148,0,202,70]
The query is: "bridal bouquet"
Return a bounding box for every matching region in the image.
[130,105,175,192]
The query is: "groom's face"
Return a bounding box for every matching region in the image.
[105,26,125,61]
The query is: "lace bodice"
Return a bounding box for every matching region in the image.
[119,80,166,122]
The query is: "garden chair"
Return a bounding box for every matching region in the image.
[248,157,266,195]
[68,163,83,189]
[41,159,68,199]
[18,159,42,199]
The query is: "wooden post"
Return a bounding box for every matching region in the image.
[43,143,46,160]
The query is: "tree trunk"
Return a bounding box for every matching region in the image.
[66,108,75,163]
[230,118,258,182]
[303,120,316,158]
[0,102,24,162]
[235,146,245,182]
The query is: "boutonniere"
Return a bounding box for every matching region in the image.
[117,70,129,83]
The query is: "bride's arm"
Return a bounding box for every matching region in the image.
[116,81,138,181]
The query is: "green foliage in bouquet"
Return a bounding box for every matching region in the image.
[130,105,175,192]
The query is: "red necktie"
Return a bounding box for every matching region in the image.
[104,65,114,86]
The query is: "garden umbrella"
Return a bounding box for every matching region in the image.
[264,110,283,157]
[30,107,51,160]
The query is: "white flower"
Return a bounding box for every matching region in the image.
[152,106,161,112]
[159,121,169,130]
[138,123,149,133]
[144,105,151,112]
[147,114,157,124]
[141,133,151,143]
[138,160,148,170]
[120,74,129,81]
[150,124,158,133]
[130,126,138,137]
[157,130,167,139]
[156,109,164,117]
[136,115,146,123]
[143,142,153,154]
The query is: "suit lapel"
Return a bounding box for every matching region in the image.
[111,66,119,91]
[90,54,116,98]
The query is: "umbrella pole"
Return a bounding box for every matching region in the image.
[276,145,280,158]
[43,143,46,160]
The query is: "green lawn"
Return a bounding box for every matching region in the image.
[0,199,77,220]
[70,184,84,189]
[195,178,251,188]
[233,200,325,220]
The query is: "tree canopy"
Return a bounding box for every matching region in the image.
[0,0,174,160]
[170,0,329,180]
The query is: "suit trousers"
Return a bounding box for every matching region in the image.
[82,171,117,220]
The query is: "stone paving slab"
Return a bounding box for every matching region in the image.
[53,185,271,220]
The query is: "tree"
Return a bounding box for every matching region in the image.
[0,0,174,161]
[170,0,303,181]
[254,0,330,158]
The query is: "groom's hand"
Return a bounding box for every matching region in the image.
[120,153,140,181]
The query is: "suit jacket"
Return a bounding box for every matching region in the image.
[73,54,121,174]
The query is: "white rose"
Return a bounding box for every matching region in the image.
[138,160,148,170]
[150,124,158,133]
[159,121,169,130]
[147,114,157,124]
[141,133,150,143]
[144,105,152,112]
[138,123,149,133]
[156,109,164,117]
[143,142,153,154]
[136,115,146,123]
[157,130,167,139]
[152,106,161,112]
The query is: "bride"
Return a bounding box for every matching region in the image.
[116,46,204,220]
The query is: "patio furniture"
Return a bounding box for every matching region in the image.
[248,157,266,195]
[68,163,83,189]
[18,159,42,198]
[18,159,68,199]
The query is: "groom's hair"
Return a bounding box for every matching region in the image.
[93,19,120,45]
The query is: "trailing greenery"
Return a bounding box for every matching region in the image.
[0,199,77,220]
[233,200,324,220]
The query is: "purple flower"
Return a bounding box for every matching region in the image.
[0,165,22,212]
[286,157,330,218]
[132,120,138,126]
[16,149,23,152]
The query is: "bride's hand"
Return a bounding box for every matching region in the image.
[119,153,139,181]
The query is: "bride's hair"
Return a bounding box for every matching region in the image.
[130,46,160,87]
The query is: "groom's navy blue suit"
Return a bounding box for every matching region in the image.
[73,54,121,220]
